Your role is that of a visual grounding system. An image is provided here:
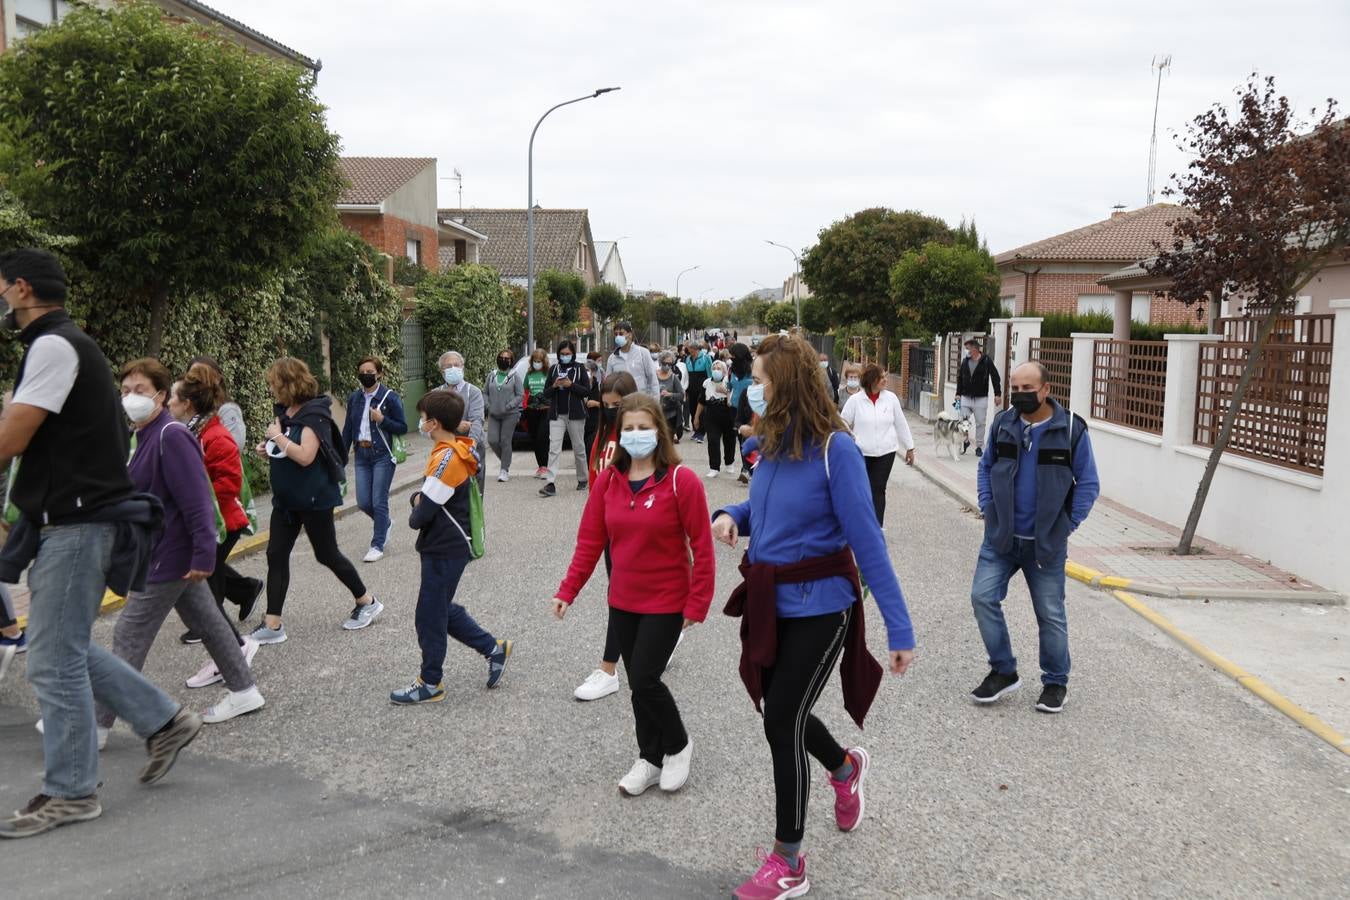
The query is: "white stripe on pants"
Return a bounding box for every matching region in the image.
[961,395,990,448]
[547,416,588,484]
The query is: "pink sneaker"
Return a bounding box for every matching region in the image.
[733,848,809,899]
[829,746,869,832]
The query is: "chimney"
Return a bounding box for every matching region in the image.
[1110,204,1128,218]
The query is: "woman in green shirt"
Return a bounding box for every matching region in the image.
[523,348,551,477]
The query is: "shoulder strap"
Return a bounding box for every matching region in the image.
[1070,413,1088,457]
[671,463,683,496]
[823,431,835,480]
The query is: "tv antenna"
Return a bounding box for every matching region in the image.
[1146,54,1171,205]
[441,168,464,207]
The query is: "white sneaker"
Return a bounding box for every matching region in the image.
[723,465,738,475]
[705,469,718,479]
[202,686,266,724]
[497,471,510,483]
[362,547,384,563]
[35,719,109,750]
[185,658,222,689]
[660,738,693,792]
[574,668,620,701]
[618,758,663,797]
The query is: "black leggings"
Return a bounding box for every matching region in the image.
[600,547,622,665]
[763,609,851,844]
[524,408,550,468]
[702,402,736,469]
[863,452,896,526]
[609,607,687,766]
[265,508,367,617]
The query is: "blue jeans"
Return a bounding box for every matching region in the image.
[970,537,1070,685]
[414,554,496,686]
[354,446,396,551]
[25,523,179,798]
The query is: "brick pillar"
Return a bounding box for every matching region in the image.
[898,338,919,393]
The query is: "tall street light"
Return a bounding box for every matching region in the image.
[527,87,620,351]
[765,240,801,327]
[675,264,699,301]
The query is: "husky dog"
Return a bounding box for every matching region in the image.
[934,411,973,460]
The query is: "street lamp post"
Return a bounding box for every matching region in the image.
[765,240,801,328]
[527,87,620,351]
[674,264,699,301]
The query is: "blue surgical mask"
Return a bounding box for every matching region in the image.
[619,428,659,459]
[710,370,725,383]
[443,366,464,386]
[746,383,767,416]
[559,354,573,365]
[614,335,628,348]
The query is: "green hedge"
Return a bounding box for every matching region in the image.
[414,264,514,385]
[1039,311,1206,341]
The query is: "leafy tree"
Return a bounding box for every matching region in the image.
[0,190,77,387]
[800,295,834,334]
[801,208,953,364]
[586,282,625,332]
[732,293,769,328]
[888,241,1000,338]
[678,301,707,334]
[537,269,587,329]
[414,264,514,385]
[0,2,342,356]
[392,256,430,287]
[621,293,653,339]
[652,296,683,331]
[1144,74,1349,554]
[704,299,735,330]
[762,301,797,332]
[508,283,561,352]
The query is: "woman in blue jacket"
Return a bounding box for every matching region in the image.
[341,356,408,563]
[711,334,915,900]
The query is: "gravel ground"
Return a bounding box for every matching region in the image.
[2,455,1348,898]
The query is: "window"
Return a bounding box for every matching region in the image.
[14,0,69,37]
[577,242,588,272]
[1000,295,1016,315]
[1077,293,1151,323]
[454,239,467,265]
[405,238,420,264]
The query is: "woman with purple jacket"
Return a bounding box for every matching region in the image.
[95,359,264,728]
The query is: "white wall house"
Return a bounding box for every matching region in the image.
[594,241,626,291]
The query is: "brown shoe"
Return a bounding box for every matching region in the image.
[139,708,202,785]
[0,793,102,839]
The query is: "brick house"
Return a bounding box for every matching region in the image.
[994,204,1196,327]
[2,0,318,70]
[337,157,444,270]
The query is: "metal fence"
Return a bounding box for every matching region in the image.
[1196,316,1334,474]
[1029,337,1074,400]
[400,317,426,407]
[907,344,935,410]
[1091,340,1169,434]
[946,333,992,384]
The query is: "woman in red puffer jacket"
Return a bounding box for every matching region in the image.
[171,364,265,635]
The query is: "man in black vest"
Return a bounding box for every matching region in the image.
[0,249,200,839]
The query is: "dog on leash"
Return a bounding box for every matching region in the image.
[933,411,973,461]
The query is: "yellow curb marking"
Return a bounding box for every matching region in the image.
[1064,561,1103,585]
[1098,575,1133,589]
[1109,589,1350,758]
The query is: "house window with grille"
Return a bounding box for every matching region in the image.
[454,239,467,264]
[14,0,71,38]
[406,238,421,264]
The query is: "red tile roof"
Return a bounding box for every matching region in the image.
[994,204,1189,266]
[337,157,435,206]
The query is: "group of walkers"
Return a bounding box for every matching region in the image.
[0,247,1103,900]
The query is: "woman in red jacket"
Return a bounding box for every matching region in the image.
[168,364,263,687]
[551,393,715,797]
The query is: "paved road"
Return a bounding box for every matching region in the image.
[2,454,1348,898]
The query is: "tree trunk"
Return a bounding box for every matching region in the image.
[146,283,169,358]
[1176,304,1282,554]
[878,328,892,373]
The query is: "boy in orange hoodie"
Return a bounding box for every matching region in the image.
[390,390,512,705]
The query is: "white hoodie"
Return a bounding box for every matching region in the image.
[841,389,915,457]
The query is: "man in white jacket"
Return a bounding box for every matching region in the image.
[605,321,660,399]
[840,363,915,526]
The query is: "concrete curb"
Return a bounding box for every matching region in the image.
[910,456,1344,606]
[1107,588,1350,758]
[80,466,428,625]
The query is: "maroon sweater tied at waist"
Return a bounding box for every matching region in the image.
[723,546,883,729]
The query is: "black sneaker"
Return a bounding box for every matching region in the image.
[974,447,983,458]
[486,639,513,688]
[1036,684,1067,713]
[971,669,1021,704]
[575,481,587,492]
[237,578,264,623]
[539,483,557,498]
[179,630,203,645]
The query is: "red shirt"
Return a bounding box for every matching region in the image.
[557,465,715,621]
[199,415,250,533]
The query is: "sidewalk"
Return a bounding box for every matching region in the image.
[5,438,436,627]
[906,416,1340,603]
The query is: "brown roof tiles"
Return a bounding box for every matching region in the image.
[337,157,436,206]
[994,204,1189,266]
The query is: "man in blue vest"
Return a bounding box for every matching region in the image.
[970,362,1100,714]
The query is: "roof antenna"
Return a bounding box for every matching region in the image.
[1147,54,1172,205]
[440,168,464,208]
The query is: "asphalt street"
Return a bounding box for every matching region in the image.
[2,452,1348,898]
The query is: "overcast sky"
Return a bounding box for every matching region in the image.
[214,0,1348,301]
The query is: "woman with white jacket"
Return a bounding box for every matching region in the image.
[840,364,914,526]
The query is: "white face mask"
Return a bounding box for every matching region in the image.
[443,366,464,386]
[532,361,544,371]
[122,392,159,424]
[418,417,436,438]
[846,378,860,391]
